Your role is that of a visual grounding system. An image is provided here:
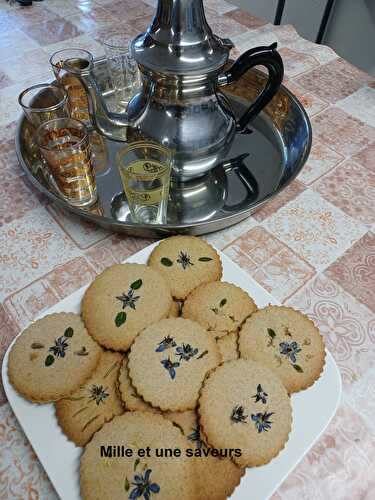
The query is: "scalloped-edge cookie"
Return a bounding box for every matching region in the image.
[128,318,221,411]
[55,351,124,446]
[148,236,222,299]
[239,305,326,393]
[198,359,292,467]
[8,313,102,403]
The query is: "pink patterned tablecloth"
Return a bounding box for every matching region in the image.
[1,0,375,498]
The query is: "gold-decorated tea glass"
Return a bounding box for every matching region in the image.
[18,83,70,128]
[117,141,172,224]
[50,48,93,124]
[36,118,97,207]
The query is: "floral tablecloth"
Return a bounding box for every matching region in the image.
[1,0,375,498]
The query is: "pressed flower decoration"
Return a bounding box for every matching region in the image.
[160,252,213,268]
[155,336,177,352]
[114,279,143,327]
[161,357,180,380]
[266,327,304,373]
[88,384,109,405]
[279,341,301,363]
[44,327,75,367]
[252,384,268,404]
[125,462,160,499]
[175,343,199,362]
[231,405,248,423]
[251,411,274,433]
[187,425,203,449]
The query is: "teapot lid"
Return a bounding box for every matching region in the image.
[132,0,232,76]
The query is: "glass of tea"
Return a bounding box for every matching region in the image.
[50,48,93,124]
[117,141,172,224]
[36,118,97,207]
[18,83,70,128]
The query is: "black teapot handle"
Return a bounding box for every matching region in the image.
[218,42,284,131]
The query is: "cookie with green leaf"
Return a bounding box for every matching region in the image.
[239,305,326,393]
[8,313,102,403]
[55,351,124,446]
[182,281,257,338]
[128,318,221,411]
[82,263,172,351]
[80,411,196,500]
[148,236,222,299]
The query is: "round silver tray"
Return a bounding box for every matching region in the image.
[16,61,311,238]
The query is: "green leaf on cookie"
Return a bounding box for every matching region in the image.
[115,311,127,327]
[293,364,303,373]
[198,257,212,262]
[45,354,55,367]
[64,327,74,338]
[130,279,142,290]
[161,257,173,267]
[267,328,276,339]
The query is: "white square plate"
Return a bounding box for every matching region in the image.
[2,242,342,500]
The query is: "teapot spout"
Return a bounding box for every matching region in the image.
[65,57,141,142]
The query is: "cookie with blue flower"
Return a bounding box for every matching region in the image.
[166,410,245,500]
[80,411,196,500]
[8,313,102,403]
[198,359,292,467]
[239,306,326,393]
[183,281,257,338]
[148,236,222,300]
[55,351,124,446]
[82,263,172,351]
[128,318,221,411]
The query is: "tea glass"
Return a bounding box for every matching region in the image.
[36,118,97,207]
[50,49,93,123]
[117,142,172,224]
[18,83,70,128]
[103,34,142,110]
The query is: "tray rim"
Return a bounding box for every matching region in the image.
[15,72,312,236]
[1,241,342,500]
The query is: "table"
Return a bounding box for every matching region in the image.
[1,0,375,498]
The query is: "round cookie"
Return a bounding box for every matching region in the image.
[8,313,102,403]
[82,263,172,351]
[239,306,326,393]
[56,351,124,446]
[117,356,160,414]
[148,236,222,299]
[80,412,195,500]
[182,281,257,338]
[199,359,292,467]
[128,318,221,411]
[166,410,244,500]
[216,331,239,362]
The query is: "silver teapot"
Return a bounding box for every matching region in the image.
[72,0,284,180]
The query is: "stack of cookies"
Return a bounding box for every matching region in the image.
[8,235,326,500]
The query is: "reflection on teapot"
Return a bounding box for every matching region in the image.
[168,153,258,224]
[68,0,284,181]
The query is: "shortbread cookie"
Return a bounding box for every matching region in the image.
[56,351,124,446]
[148,236,222,299]
[168,299,181,318]
[216,331,239,362]
[239,306,326,393]
[117,356,160,414]
[82,263,172,351]
[80,412,195,500]
[183,281,257,338]
[128,318,221,411]
[167,410,244,500]
[199,359,292,467]
[8,313,101,403]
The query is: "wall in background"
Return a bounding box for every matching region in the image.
[230,0,375,74]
